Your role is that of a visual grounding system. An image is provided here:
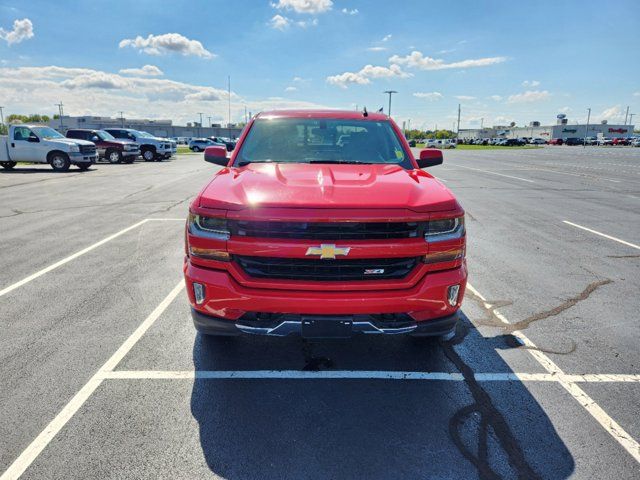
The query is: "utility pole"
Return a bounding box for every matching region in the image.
[119,111,124,127]
[207,116,211,128]
[583,107,591,148]
[456,103,461,143]
[197,113,204,137]
[383,90,397,117]
[244,105,248,124]
[228,75,231,139]
[629,113,635,126]
[624,106,629,125]
[480,117,484,130]
[55,102,64,129]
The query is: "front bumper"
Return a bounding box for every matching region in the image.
[185,259,466,337]
[69,152,97,164]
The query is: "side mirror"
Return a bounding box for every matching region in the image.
[204,146,228,166]
[28,135,39,143]
[91,136,99,142]
[416,148,443,168]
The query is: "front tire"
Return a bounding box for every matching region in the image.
[50,153,71,172]
[142,148,156,162]
[107,150,122,164]
[0,161,17,170]
[77,163,91,171]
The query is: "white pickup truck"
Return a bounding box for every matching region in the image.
[1,125,98,171]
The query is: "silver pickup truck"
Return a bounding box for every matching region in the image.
[1,125,97,171]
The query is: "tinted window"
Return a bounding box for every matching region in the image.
[236,118,408,167]
[66,130,82,139]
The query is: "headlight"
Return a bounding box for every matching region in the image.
[188,213,230,240]
[69,145,80,153]
[424,216,465,242]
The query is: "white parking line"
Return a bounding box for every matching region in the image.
[0,281,185,480]
[101,370,640,382]
[447,163,535,183]
[466,283,640,464]
[563,221,640,250]
[0,217,185,300]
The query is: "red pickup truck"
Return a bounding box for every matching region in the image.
[184,110,467,340]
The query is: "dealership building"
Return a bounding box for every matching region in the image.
[48,115,244,139]
[459,115,635,141]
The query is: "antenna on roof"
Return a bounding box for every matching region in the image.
[377,107,384,113]
[362,107,368,117]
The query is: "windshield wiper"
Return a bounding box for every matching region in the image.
[307,159,371,164]
[236,160,274,167]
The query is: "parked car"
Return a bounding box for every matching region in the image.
[564,138,584,146]
[548,138,564,145]
[189,138,225,152]
[186,109,466,340]
[631,138,640,147]
[583,137,598,146]
[505,138,526,146]
[597,137,613,146]
[211,136,237,152]
[66,129,140,164]
[530,138,547,145]
[103,128,175,161]
[1,125,97,171]
[612,137,630,146]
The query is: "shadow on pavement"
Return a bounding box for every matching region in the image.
[191,311,574,479]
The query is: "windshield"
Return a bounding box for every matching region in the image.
[137,131,154,138]
[32,127,64,139]
[236,118,408,166]
[96,130,115,140]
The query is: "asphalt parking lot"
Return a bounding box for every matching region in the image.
[1,147,639,479]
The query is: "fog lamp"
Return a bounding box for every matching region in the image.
[193,282,205,304]
[447,285,460,307]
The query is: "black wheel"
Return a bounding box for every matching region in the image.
[49,152,71,172]
[107,149,122,164]
[77,163,91,171]
[142,148,156,162]
[1,161,17,170]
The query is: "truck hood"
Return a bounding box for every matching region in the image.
[199,163,458,212]
[46,138,94,147]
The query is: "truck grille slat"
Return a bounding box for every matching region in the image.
[229,220,423,240]
[235,256,418,281]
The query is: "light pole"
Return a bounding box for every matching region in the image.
[55,102,64,129]
[456,104,461,143]
[119,111,124,127]
[624,106,629,125]
[228,75,231,139]
[197,112,203,137]
[0,106,4,129]
[383,90,397,117]
[629,113,635,126]
[583,107,591,148]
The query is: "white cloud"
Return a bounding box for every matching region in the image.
[0,65,329,125]
[382,34,392,42]
[119,33,214,58]
[559,106,571,113]
[119,65,163,76]
[271,0,333,14]
[413,92,443,101]
[506,90,551,103]
[633,92,640,97]
[326,64,411,88]
[285,86,297,92]
[269,14,291,30]
[455,95,475,101]
[341,8,359,15]
[489,95,502,101]
[389,51,506,70]
[0,18,34,45]
[522,80,540,87]
[367,46,387,52]
[600,105,623,121]
[296,18,319,27]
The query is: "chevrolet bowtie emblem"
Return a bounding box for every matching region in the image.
[305,244,351,260]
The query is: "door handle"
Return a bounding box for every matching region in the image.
[11,143,15,148]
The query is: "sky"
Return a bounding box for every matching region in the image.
[0,0,639,130]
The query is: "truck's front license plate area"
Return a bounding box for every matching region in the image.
[301,316,353,339]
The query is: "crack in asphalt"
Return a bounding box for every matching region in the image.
[443,322,542,480]
[465,279,612,334]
